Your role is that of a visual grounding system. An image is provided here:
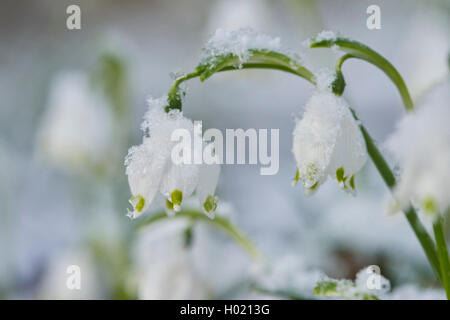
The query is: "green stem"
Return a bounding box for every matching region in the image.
[433,217,450,299]
[310,37,413,111]
[162,39,444,287]
[137,209,262,261]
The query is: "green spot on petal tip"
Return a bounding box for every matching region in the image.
[170,189,183,206]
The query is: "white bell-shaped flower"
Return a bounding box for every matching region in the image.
[125,96,221,219]
[292,89,367,194]
[385,81,450,218]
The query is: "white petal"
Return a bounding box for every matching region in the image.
[125,139,168,218]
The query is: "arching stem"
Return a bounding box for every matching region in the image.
[166,50,316,112]
[310,37,413,111]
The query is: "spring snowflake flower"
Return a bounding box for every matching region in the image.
[201,27,281,67]
[125,96,220,219]
[38,71,113,173]
[385,81,450,218]
[292,74,367,194]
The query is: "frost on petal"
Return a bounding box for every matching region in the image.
[201,28,281,67]
[125,94,204,217]
[385,81,450,218]
[292,90,367,194]
[314,68,337,92]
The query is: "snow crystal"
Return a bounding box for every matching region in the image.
[387,284,446,300]
[292,89,367,193]
[125,95,221,218]
[314,68,337,91]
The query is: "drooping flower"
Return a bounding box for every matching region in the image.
[385,81,450,219]
[125,96,220,219]
[292,81,367,194]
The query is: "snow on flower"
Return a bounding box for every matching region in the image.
[292,71,367,194]
[37,71,113,173]
[201,27,281,67]
[385,81,450,218]
[124,96,220,219]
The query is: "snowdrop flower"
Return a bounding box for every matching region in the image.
[37,71,113,173]
[385,81,450,219]
[292,76,367,194]
[125,96,220,219]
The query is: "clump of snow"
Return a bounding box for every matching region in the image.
[201,28,281,66]
[303,30,338,48]
[314,68,337,91]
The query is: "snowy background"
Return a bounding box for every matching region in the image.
[0,0,449,299]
